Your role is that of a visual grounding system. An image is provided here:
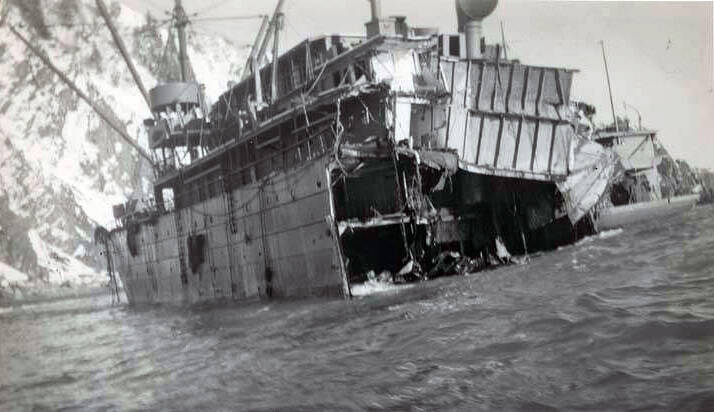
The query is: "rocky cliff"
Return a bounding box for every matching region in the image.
[0,0,246,295]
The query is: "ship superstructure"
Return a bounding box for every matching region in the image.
[95,0,619,304]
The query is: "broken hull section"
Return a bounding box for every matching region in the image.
[333,157,597,286]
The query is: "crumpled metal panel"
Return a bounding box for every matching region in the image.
[557,138,623,223]
[434,58,577,181]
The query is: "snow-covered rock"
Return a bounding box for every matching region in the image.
[0,0,246,290]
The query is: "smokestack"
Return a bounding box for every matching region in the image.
[369,0,382,21]
[455,0,498,59]
[365,0,396,38]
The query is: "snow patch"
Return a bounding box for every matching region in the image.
[0,0,249,286]
[28,230,102,285]
[0,261,29,286]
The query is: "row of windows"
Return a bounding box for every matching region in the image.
[175,126,337,208]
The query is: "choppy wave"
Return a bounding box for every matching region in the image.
[351,279,414,296]
[1,206,714,411]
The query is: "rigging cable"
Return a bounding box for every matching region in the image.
[193,0,238,17]
[191,15,267,23]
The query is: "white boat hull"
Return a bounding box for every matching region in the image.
[596,194,699,231]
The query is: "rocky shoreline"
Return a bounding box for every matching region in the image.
[0,283,117,307]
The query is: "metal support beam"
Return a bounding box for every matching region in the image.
[253,56,264,106]
[241,15,270,81]
[511,116,523,169]
[256,0,287,67]
[271,13,284,101]
[600,40,619,132]
[95,0,152,112]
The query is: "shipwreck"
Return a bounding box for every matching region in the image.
[11,0,620,305]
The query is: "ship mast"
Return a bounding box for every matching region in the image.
[174,0,191,82]
[599,40,619,132]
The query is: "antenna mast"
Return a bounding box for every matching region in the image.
[500,21,508,60]
[599,40,619,132]
[623,101,642,130]
[174,0,191,82]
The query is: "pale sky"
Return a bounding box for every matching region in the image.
[122,0,714,169]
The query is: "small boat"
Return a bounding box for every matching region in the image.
[595,194,699,231]
[592,129,700,230]
[584,43,701,231]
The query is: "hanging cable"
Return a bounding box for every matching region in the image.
[192,0,237,17]
[191,14,266,23]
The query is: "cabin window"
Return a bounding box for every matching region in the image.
[162,188,175,212]
[176,187,185,208]
[332,71,342,88]
[185,185,194,206]
[449,35,460,57]
[246,140,256,162]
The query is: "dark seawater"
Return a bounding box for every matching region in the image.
[2,206,714,411]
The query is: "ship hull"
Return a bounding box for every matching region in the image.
[104,34,606,305]
[595,194,699,231]
[109,153,347,305]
